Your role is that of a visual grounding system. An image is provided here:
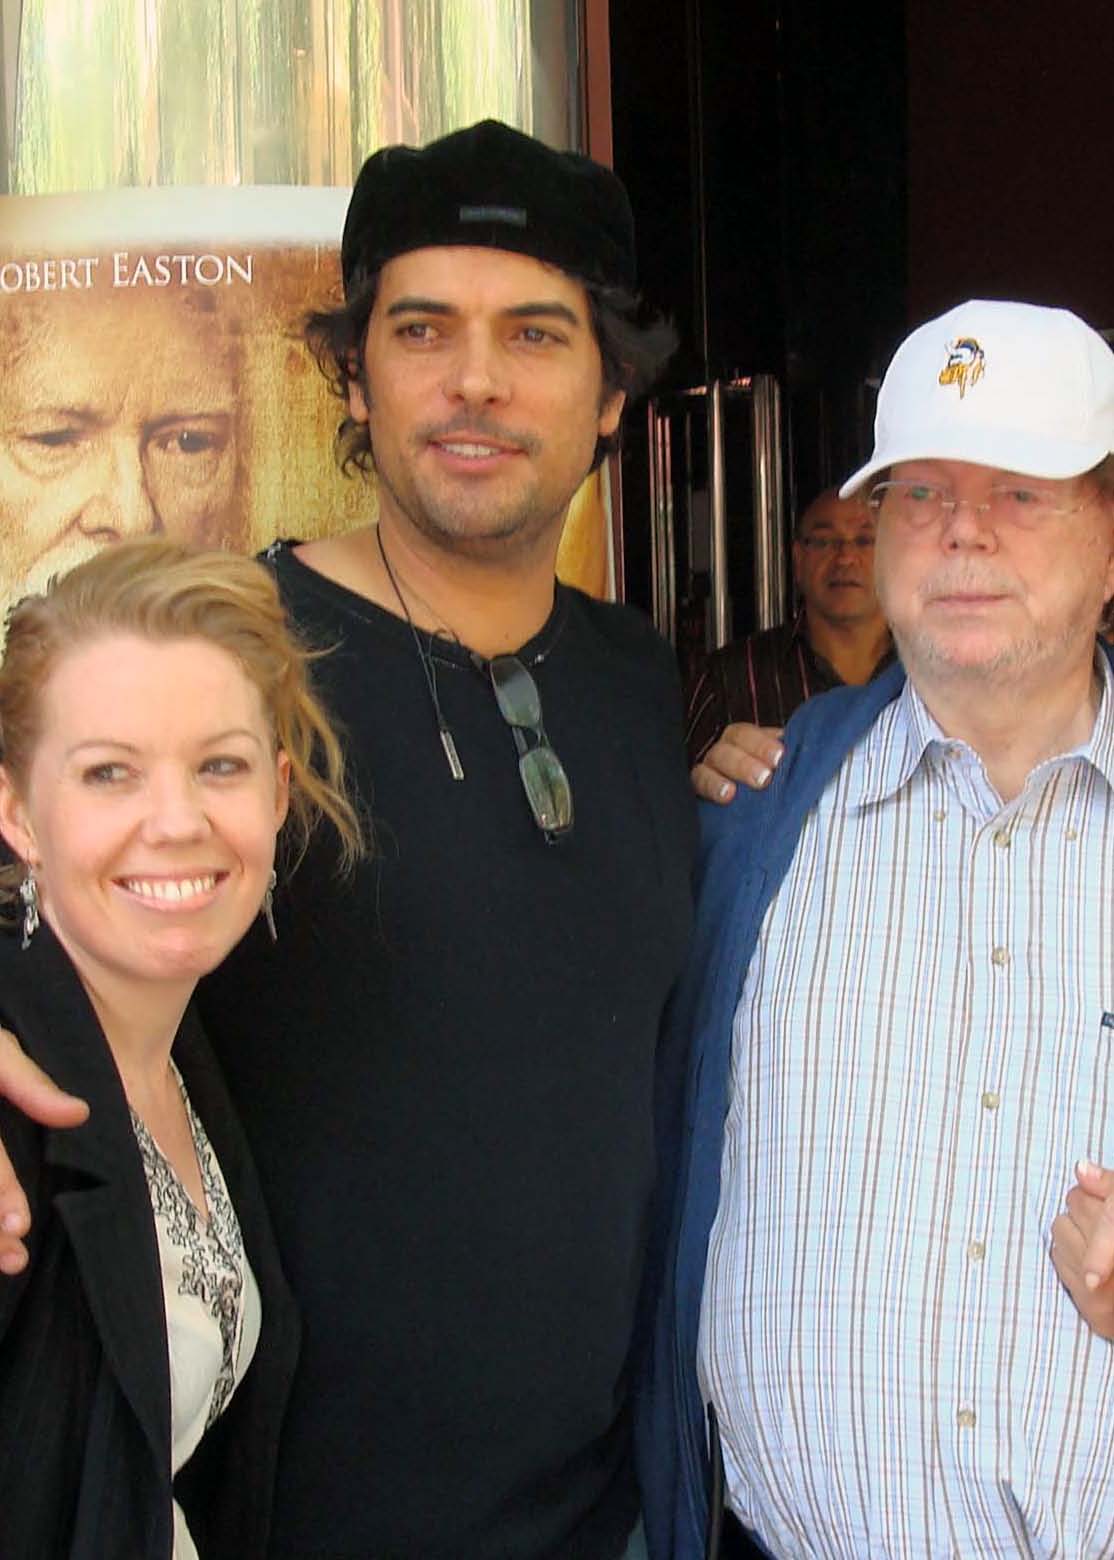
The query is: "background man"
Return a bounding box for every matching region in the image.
[685,486,892,772]
[0,287,243,617]
[640,299,1114,1558]
[0,122,694,1560]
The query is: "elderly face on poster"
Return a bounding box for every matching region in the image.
[0,285,243,609]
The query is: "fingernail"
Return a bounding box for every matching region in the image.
[1078,1159,1095,1178]
[718,781,733,800]
[770,749,784,769]
[1085,1272,1101,1290]
[755,768,771,788]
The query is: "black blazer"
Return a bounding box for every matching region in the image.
[0,923,299,1558]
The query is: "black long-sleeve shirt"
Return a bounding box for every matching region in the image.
[198,544,696,1560]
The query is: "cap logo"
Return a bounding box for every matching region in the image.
[938,336,986,399]
[458,203,527,227]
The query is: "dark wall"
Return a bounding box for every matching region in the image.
[608,0,906,610]
[610,0,906,387]
[907,0,1114,330]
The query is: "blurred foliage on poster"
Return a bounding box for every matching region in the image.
[0,1,609,602]
[1,0,577,194]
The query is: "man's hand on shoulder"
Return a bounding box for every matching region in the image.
[1051,1159,1114,1340]
[0,1029,88,1275]
[690,723,785,805]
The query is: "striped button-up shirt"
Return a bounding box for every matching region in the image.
[683,613,895,767]
[699,658,1114,1559]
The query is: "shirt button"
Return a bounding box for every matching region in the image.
[933,809,947,823]
[1065,827,1078,842]
[991,946,1010,967]
[993,829,1011,848]
[981,1091,1000,1111]
[957,1408,976,1429]
[968,1240,986,1261]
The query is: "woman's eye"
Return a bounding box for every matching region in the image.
[201,755,249,777]
[82,762,131,785]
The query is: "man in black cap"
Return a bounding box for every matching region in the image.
[0,121,694,1560]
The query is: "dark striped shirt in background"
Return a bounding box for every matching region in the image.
[684,611,895,766]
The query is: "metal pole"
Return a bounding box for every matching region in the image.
[708,379,729,647]
[647,400,676,644]
[750,374,786,632]
[661,406,676,647]
[647,401,663,635]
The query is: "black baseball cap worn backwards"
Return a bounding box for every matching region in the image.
[341,119,637,297]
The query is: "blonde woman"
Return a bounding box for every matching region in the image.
[0,540,362,1558]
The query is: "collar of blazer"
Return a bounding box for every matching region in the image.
[0,921,176,1478]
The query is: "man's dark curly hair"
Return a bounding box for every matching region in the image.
[304,267,676,477]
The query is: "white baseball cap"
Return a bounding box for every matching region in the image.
[839,299,1114,497]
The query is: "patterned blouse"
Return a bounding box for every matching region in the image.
[131,1064,261,1560]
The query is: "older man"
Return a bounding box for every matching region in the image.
[640,299,1114,1559]
[0,122,694,1560]
[0,286,244,617]
[685,486,893,775]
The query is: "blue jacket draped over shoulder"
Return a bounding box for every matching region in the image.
[634,664,907,1560]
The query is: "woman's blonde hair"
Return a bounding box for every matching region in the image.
[0,539,365,895]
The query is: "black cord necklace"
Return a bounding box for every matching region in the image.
[376,527,465,781]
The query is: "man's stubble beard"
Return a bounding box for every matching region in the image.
[379,463,563,560]
[893,611,1100,690]
[369,419,591,565]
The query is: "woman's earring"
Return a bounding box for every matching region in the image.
[19,867,40,950]
[261,869,278,943]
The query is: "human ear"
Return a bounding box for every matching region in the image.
[597,388,625,439]
[273,749,291,832]
[346,357,371,424]
[0,769,36,867]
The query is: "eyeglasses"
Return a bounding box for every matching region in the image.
[867,478,1097,531]
[483,654,573,841]
[797,533,875,553]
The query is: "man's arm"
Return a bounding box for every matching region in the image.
[1050,1158,1114,1340]
[690,723,786,804]
[0,1031,88,1274]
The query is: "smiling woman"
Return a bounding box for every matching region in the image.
[0,538,364,1558]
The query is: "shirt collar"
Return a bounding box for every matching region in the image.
[779,608,810,661]
[1084,647,1114,789]
[846,645,1114,810]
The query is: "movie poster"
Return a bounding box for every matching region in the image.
[0,184,613,624]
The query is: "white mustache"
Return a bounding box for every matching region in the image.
[919,568,1018,599]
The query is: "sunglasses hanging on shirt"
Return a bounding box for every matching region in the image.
[377,527,573,841]
[474,652,574,843]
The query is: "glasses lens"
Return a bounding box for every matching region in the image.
[869,480,944,527]
[519,746,574,834]
[489,655,542,728]
[986,485,1069,525]
[801,533,874,553]
[486,654,574,838]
